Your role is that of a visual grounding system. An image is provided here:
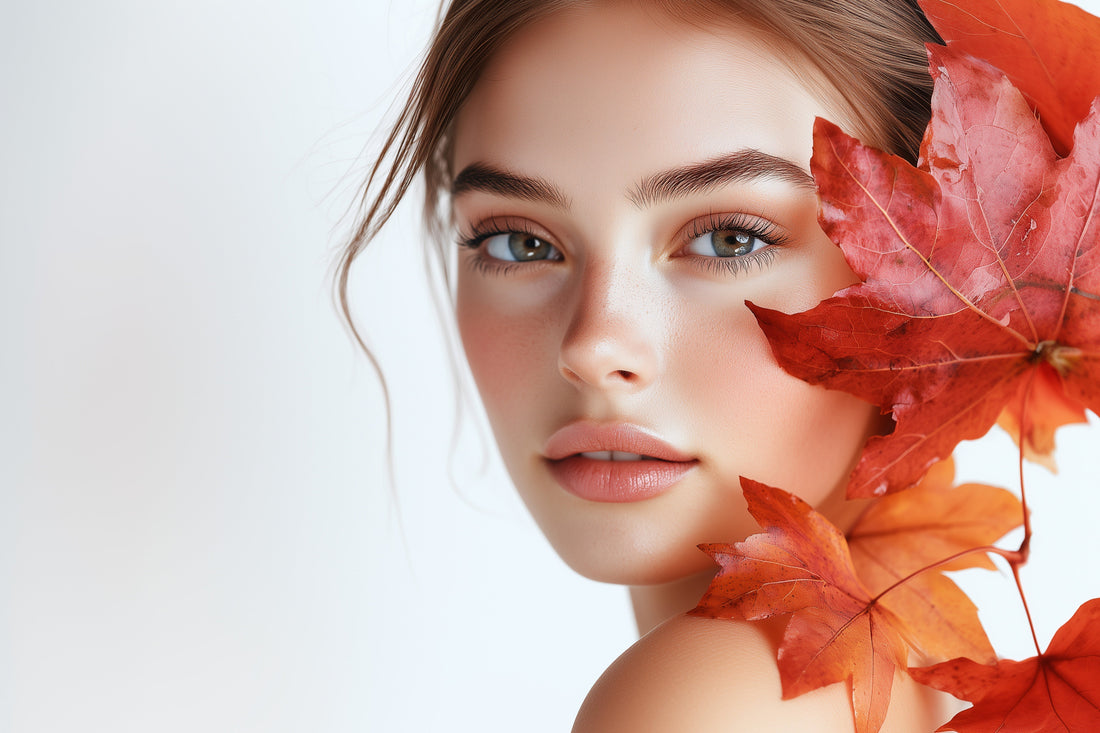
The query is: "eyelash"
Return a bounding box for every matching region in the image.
[457,216,528,249]
[456,216,556,276]
[455,211,789,276]
[678,212,789,276]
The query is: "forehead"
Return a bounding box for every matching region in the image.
[451,2,851,194]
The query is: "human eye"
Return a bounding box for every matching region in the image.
[675,212,788,275]
[457,217,563,274]
[482,232,562,262]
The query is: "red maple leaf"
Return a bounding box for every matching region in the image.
[918,0,1099,466]
[919,0,1100,156]
[847,459,1022,664]
[693,479,909,733]
[910,598,1100,732]
[750,45,1100,497]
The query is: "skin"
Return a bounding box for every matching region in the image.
[453,0,875,622]
[573,614,949,732]
[449,3,946,728]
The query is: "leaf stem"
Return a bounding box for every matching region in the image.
[1015,369,1034,562]
[870,543,1021,605]
[1011,562,1043,657]
[874,369,1043,653]
[1014,368,1040,655]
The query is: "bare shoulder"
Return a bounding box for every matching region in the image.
[572,614,948,733]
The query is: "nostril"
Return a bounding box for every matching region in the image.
[557,336,655,389]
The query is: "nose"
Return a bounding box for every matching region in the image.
[557,260,660,392]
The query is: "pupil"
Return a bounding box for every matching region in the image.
[509,233,548,260]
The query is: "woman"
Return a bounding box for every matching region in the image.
[346,0,948,729]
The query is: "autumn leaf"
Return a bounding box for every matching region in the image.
[919,0,1100,156]
[910,598,1100,732]
[996,362,1089,471]
[693,479,909,733]
[918,0,1097,464]
[847,458,1022,664]
[750,45,1100,497]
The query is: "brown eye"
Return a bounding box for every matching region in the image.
[485,232,563,262]
[687,229,768,258]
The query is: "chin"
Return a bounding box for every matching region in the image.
[560,545,718,587]
[529,506,727,587]
[505,462,764,588]
[580,556,718,588]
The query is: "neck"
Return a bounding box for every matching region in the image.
[628,568,715,636]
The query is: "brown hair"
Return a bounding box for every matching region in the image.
[334,0,941,396]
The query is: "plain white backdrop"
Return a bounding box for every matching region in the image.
[2,1,1098,732]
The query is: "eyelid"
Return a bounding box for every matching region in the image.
[669,211,790,277]
[671,211,789,255]
[456,214,565,275]
[456,214,560,251]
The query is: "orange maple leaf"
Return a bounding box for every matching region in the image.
[847,459,1022,665]
[693,479,909,733]
[995,362,1089,471]
[910,598,1100,732]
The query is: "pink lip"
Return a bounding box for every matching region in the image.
[543,422,698,503]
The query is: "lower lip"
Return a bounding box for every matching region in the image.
[546,456,698,503]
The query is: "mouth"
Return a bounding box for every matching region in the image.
[576,451,661,461]
[543,422,699,503]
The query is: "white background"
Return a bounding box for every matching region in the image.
[2,1,1098,732]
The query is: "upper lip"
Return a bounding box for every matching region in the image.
[543,421,696,462]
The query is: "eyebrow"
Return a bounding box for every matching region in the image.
[451,163,571,209]
[628,150,816,207]
[450,149,815,210]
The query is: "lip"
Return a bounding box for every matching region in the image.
[543,422,698,503]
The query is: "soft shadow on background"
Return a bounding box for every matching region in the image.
[2,2,1098,732]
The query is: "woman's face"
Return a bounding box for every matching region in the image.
[451,2,879,585]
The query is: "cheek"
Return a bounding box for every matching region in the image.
[669,242,875,503]
[455,280,556,437]
[457,296,512,415]
[673,302,875,501]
